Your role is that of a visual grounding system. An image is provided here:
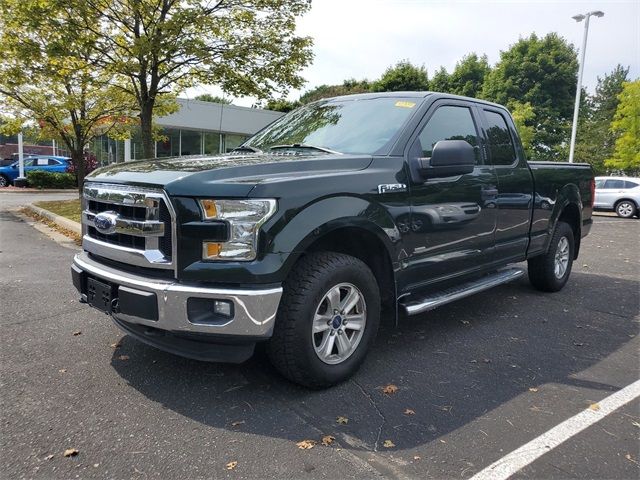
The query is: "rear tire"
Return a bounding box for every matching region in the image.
[528,221,574,292]
[267,252,380,388]
[615,200,636,219]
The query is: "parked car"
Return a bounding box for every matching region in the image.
[594,176,640,218]
[0,155,70,187]
[71,92,594,388]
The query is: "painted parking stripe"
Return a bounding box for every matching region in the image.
[470,379,640,480]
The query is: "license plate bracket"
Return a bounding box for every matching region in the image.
[87,277,113,314]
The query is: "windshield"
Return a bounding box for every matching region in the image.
[244,97,421,155]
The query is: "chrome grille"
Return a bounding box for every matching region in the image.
[82,183,176,272]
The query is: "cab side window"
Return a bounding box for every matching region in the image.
[417,106,480,163]
[484,110,516,166]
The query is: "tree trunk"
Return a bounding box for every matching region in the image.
[140,102,155,159]
[73,149,85,198]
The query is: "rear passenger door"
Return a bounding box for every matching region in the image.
[598,179,626,208]
[403,101,498,290]
[480,108,534,263]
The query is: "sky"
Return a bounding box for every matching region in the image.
[188,0,640,107]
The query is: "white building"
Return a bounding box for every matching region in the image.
[91,98,284,164]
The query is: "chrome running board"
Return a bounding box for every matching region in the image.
[401,268,525,316]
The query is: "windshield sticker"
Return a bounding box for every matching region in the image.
[395,101,416,108]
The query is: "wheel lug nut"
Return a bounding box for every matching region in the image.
[337,329,343,335]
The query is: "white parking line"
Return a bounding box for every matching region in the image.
[470,379,640,480]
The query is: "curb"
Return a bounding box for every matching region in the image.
[1,188,76,194]
[26,204,82,236]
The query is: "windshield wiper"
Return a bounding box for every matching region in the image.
[269,143,341,155]
[231,145,262,154]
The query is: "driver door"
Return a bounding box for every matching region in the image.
[402,101,498,291]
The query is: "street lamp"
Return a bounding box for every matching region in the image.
[569,10,604,163]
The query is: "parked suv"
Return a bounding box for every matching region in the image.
[0,155,70,187]
[72,92,594,388]
[594,176,640,218]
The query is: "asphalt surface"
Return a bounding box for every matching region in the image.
[1,200,638,479]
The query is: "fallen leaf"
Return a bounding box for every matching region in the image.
[63,448,78,457]
[321,435,335,446]
[469,359,478,364]
[439,439,447,444]
[45,454,54,460]
[382,384,398,395]
[231,420,245,427]
[296,440,316,450]
[72,331,82,336]
[118,355,129,361]
[225,461,238,470]
[625,454,639,465]
[483,358,491,364]
[110,342,121,349]
[93,463,99,468]
[529,387,538,392]
[383,440,395,448]
[58,369,66,374]
[336,416,349,425]
[632,421,640,428]
[588,403,600,411]
[403,409,416,415]
[413,455,421,460]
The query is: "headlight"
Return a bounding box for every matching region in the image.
[198,199,277,261]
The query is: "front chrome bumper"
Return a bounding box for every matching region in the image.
[72,251,282,338]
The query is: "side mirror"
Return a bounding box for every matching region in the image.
[11,164,17,169]
[416,140,476,178]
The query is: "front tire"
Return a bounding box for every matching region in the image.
[615,200,637,219]
[267,252,380,388]
[0,175,9,187]
[528,221,574,292]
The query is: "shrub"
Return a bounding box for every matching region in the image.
[65,152,98,175]
[26,170,77,189]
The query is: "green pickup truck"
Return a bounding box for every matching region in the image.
[72,92,594,388]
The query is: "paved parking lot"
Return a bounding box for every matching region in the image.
[1,202,638,479]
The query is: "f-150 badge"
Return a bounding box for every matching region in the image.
[378,183,407,194]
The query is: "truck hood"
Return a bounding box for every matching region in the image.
[86,153,373,197]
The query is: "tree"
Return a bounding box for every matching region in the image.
[82,0,313,158]
[448,54,491,97]
[194,94,232,104]
[371,60,429,92]
[605,80,640,174]
[299,79,371,104]
[575,65,629,173]
[264,98,301,113]
[482,33,578,161]
[509,101,535,159]
[0,0,134,191]
[430,66,451,93]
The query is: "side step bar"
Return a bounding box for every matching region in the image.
[401,268,525,316]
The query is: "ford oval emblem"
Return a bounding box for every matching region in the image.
[94,211,118,235]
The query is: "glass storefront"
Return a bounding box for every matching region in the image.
[91,128,249,164]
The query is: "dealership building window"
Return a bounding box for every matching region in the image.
[88,98,283,165]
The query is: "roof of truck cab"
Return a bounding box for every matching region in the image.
[324,91,507,110]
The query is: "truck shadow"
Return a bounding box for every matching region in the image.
[110,271,639,452]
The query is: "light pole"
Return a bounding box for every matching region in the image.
[568,10,604,163]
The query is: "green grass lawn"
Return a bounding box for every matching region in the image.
[34,199,81,223]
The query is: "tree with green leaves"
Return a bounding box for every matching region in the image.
[482,33,578,161]
[449,54,491,97]
[575,65,629,173]
[264,98,301,113]
[299,79,371,104]
[371,60,429,92]
[509,101,536,159]
[605,80,640,174]
[0,0,134,191]
[429,66,451,93]
[194,94,232,104]
[80,0,313,158]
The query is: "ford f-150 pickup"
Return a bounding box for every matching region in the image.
[71,92,594,388]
